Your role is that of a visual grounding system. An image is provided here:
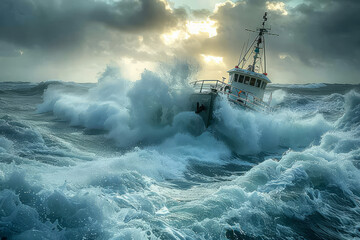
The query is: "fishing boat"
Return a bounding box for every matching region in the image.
[190,12,276,127]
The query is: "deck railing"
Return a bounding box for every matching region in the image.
[190,79,271,112]
[190,80,226,93]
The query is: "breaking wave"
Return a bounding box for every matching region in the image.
[37,65,335,156]
[0,64,359,239]
[271,83,327,89]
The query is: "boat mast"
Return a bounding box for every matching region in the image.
[238,12,277,74]
[251,12,268,72]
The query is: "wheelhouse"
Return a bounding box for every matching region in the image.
[227,67,271,100]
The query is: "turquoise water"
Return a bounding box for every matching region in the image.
[0,68,359,239]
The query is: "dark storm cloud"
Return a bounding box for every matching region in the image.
[193,1,266,65]
[91,0,186,32]
[0,41,22,57]
[1,0,359,83]
[209,0,360,68]
[286,0,360,65]
[0,0,185,49]
[0,0,90,49]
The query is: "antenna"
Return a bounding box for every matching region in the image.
[237,12,278,74]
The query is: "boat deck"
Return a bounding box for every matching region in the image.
[190,80,271,112]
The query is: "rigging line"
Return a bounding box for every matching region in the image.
[245,31,251,52]
[240,31,252,66]
[240,38,257,68]
[263,35,266,73]
[259,57,264,73]
[238,41,246,66]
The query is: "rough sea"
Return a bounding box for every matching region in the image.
[1,66,360,240]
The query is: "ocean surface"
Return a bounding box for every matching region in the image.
[0,67,360,239]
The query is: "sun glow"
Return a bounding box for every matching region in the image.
[159,0,173,12]
[201,54,223,64]
[161,30,190,45]
[266,1,288,15]
[214,0,236,13]
[117,57,156,81]
[186,19,217,38]
[160,18,218,45]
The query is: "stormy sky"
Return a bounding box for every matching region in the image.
[0,0,359,84]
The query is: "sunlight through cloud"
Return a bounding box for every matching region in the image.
[266,1,288,15]
[214,0,236,13]
[159,0,173,12]
[201,54,223,64]
[186,19,218,38]
[161,30,190,45]
[161,18,218,45]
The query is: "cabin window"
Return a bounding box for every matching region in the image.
[239,75,244,83]
[262,82,267,89]
[234,74,239,82]
[244,76,250,84]
[250,78,256,86]
[256,79,261,87]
